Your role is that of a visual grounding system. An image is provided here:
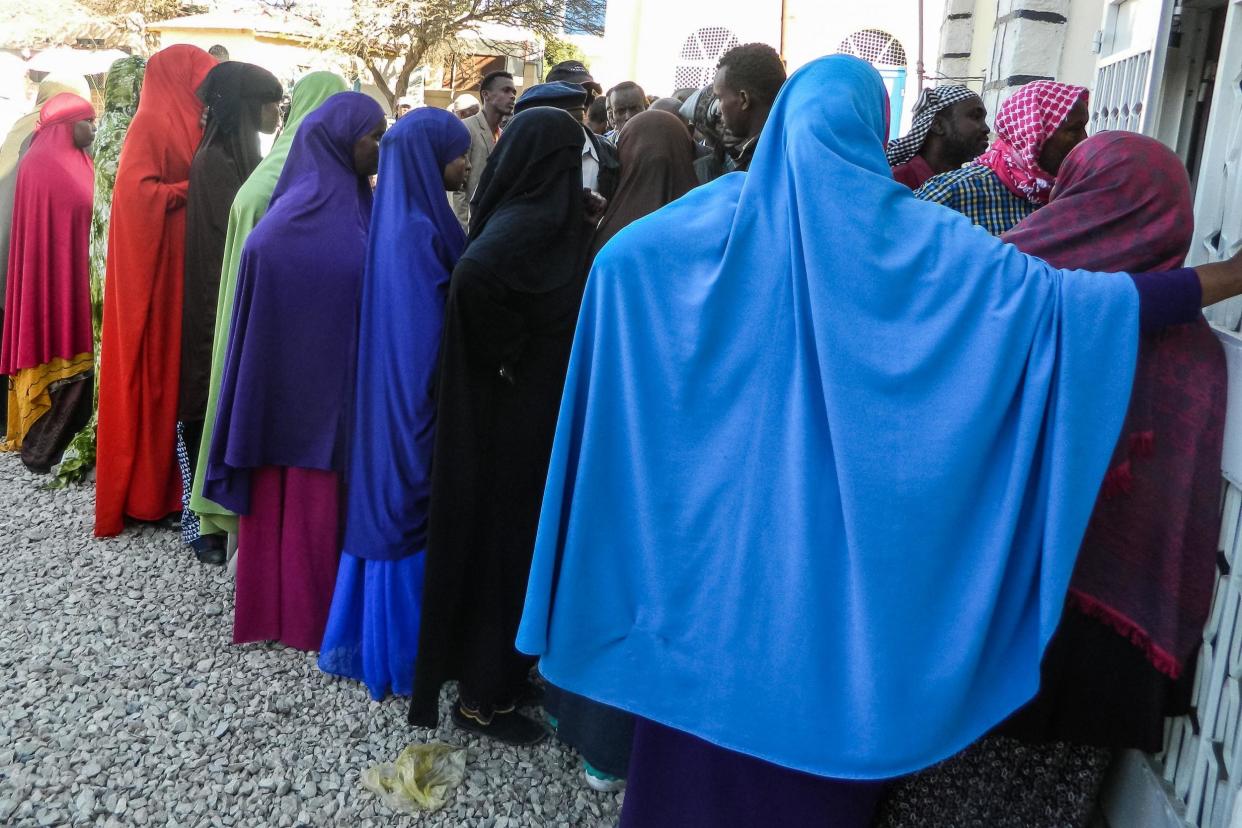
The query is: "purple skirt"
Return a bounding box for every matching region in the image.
[620,719,887,828]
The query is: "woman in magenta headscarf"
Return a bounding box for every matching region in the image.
[0,93,97,472]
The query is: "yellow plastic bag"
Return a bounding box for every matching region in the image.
[361,742,468,814]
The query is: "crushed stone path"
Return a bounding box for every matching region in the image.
[0,453,622,826]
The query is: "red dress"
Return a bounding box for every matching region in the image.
[95,45,217,536]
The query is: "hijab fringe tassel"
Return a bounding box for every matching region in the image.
[1066,589,1181,678]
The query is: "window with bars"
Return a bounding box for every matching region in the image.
[673,26,741,92]
[835,29,908,68]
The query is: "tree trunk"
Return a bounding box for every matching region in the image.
[365,48,425,114]
[366,61,396,112]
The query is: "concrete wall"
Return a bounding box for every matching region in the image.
[936,0,1103,114]
[1059,0,1105,87]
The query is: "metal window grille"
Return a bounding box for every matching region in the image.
[835,29,908,68]
[1157,477,1242,827]
[1090,50,1152,134]
[673,26,741,91]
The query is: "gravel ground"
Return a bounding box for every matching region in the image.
[0,453,623,827]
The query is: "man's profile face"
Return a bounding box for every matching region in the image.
[483,79,518,116]
[1038,98,1089,175]
[935,95,990,163]
[713,66,747,138]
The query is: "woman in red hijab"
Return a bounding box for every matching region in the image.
[95,44,217,536]
[0,93,97,472]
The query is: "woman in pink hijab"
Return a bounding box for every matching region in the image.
[0,93,96,472]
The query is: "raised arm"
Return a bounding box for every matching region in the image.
[1196,249,1242,308]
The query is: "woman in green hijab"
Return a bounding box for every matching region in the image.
[52,58,146,486]
[188,71,348,538]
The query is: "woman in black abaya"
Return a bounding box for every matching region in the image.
[179,61,282,562]
[409,106,598,745]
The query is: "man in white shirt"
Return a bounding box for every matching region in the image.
[512,81,619,200]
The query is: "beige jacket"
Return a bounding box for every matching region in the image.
[451,111,498,231]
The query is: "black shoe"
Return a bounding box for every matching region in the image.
[194,544,226,566]
[516,674,546,708]
[452,702,548,746]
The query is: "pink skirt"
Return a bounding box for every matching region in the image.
[234,465,341,651]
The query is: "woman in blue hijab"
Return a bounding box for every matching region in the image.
[515,55,1242,826]
[318,107,470,699]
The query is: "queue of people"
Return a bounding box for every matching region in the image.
[0,37,1238,827]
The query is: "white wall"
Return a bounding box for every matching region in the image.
[1059,0,1106,88]
[784,0,947,132]
[596,0,782,95]
[596,0,944,131]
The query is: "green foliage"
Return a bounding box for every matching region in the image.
[543,34,586,75]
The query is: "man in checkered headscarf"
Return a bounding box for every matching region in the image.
[915,81,1089,235]
[974,80,1090,205]
[886,84,990,190]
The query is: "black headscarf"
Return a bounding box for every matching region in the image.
[196,61,283,175]
[180,62,282,424]
[463,107,591,293]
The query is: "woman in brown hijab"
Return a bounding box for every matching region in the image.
[544,106,699,792]
[588,109,698,260]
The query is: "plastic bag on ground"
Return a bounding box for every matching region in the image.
[361,742,468,814]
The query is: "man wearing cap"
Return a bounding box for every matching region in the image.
[453,70,517,230]
[395,97,416,119]
[886,85,990,190]
[545,60,603,116]
[449,93,481,120]
[513,80,619,201]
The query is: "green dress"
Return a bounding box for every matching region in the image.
[188,71,348,534]
[52,57,146,487]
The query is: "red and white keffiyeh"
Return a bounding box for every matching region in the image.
[975,81,1087,205]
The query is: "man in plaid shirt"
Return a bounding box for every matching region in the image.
[915,81,1089,236]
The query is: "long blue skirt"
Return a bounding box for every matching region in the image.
[318,551,425,700]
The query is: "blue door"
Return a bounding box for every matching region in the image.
[878,67,907,139]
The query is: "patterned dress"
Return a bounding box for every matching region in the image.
[51,56,145,486]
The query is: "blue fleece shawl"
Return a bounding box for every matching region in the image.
[516,56,1141,779]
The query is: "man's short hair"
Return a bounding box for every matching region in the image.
[208,44,230,61]
[607,80,647,101]
[587,97,608,124]
[716,43,786,108]
[480,71,514,94]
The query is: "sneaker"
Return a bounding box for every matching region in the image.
[452,702,548,746]
[583,762,625,793]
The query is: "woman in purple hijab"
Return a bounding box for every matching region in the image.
[205,91,386,651]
